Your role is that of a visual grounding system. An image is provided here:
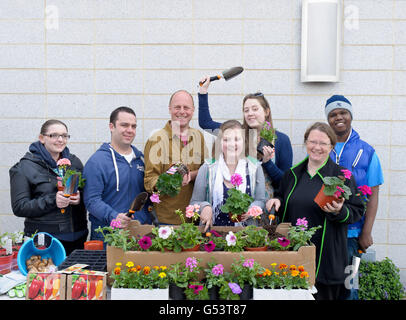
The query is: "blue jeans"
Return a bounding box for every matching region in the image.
[346,237,362,300]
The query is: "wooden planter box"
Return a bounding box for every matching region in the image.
[106,222,316,287]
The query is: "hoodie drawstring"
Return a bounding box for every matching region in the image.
[109,147,120,192]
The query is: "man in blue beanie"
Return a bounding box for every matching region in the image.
[325,95,384,299]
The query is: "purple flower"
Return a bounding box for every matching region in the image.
[139,236,152,250]
[204,240,216,253]
[228,283,242,295]
[277,237,290,248]
[230,173,243,187]
[211,264,224,276]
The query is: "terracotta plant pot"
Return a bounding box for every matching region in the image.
[228,213,242,223]
[181,244,200,252]
[84,240,104,250]
[314,184,338,209]
[244,246,268,251]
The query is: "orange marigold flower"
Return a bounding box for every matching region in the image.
[114,267,121,275]
[143,266,151,275]
[298,265,305,272]
[279,263,288,270]
[136,265,141,271]
[289,265,297,271]
[265,268,272,276]
[300,271,309,278]
[291,270,299,277]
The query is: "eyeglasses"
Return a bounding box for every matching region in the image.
[42,133,70,140]
[306,140,331,148]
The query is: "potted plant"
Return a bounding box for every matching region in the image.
[167,257,202,300]
[254,263,315,300]
[204,261,227,299]
[172,209,203,252]
[240,225,269,251]
[56,158,85,214]
[287,217,322,251]
[257,121,277,155]
[150,226,175,252]
[218,281,243,300]
[204,230,226,251]
[358,257,405,300]
[95,219,139,252]
[220,173,253,222]
[149,163,189,203]
[110,261,169,300]
[230,256,264,300]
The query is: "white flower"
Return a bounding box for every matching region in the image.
[158,226,172,239]
[225,231,236,246]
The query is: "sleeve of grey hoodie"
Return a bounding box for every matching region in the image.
[189,163,212,212]
[249,165,266,210]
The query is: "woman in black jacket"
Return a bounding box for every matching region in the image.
[266,122,364,300]
[9,120,88,255]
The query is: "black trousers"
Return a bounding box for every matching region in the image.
[313,282,347,300]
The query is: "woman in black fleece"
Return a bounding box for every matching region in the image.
[266,122,364,300]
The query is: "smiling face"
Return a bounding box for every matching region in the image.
[221,127,245,163]
[327,108,352,141]
[109,111,137,150]
[39,124,69,159]
[305,129,333,166]
[168,91,194,130]
[242,98,268,129]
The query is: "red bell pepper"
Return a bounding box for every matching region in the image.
[71,276,86,300]
[28,276,43,300]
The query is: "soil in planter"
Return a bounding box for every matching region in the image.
[263,225,284,242]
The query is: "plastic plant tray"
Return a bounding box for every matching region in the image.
[58,249,106,272]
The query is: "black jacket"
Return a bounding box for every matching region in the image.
[9,152,88,236]
[274,156,364,285]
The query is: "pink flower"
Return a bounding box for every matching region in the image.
[358,185,372,196]
[247,205,263,219]
[334,186,345,198]
[211,264,224,276]
[204,240,216,253]
[185,205,195,218]
[189,284,204,295]
[139,236,152,250]
[341,169,352,179]
[230,173,243,187]
[243,258,255,268]
[296,217,308,230]
[185,257,198,272]
[277,237,290,248]
[110,219,121,229]
[57,158,71,167]
[150,193,160,203]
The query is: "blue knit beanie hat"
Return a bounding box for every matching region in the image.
[325,95,353,119]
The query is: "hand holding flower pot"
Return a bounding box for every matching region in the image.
[220,173,253,223]
[257,122,277,155]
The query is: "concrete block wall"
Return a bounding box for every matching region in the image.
[0,0,405,285]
